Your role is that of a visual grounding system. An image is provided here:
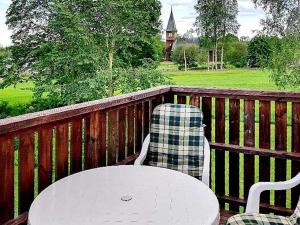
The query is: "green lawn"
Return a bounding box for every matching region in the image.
[167,68,278,90]
[0,67,291,108]
[0,82,34,106]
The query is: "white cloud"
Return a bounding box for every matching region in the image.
[239,1,255,10]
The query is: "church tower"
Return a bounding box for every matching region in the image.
[165,7,177,61]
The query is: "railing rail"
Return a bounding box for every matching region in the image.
[1,85,300,224]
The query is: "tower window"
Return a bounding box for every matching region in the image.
[168,33,172,37]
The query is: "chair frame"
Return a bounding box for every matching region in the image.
[246,173,300,213]
[134,134,211,186]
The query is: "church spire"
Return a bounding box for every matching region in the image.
[166,7,177,32]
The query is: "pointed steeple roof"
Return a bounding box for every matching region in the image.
[166,7,177,32]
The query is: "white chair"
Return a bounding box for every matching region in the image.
[226,173,300,225]
[134,103,211,186]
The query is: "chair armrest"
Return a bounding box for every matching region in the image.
[246,173,300,213]
[134,134,150,165]
[202,137,210,186]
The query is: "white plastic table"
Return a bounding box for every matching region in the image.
[28,166,220,225]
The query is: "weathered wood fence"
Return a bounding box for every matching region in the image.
[0,86,300,224]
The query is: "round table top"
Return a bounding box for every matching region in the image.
[28,166,220,225]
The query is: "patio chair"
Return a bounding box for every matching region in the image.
[134,103,210,186]
[225,173,300,225]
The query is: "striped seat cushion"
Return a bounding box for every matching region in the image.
[147,104,205,179]
[226,201,300,225]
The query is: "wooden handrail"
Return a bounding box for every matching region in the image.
[0,86,170,135]
[170,86,300,101]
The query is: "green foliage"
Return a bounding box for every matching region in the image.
[3,0,166,109]
[247,35,278,68]
[117,65,170,93]
[0,101,11,119]
[117,35,165,68]
[224,41,248,68]
[253,0,300,36]
[0,47,11,78]
[269,35,300,89]
[172,44,200,68]
[197,49,209,65]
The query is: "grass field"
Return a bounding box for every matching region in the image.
[0,82,34,106]
[167,69,278,90]
[0,67,280,107]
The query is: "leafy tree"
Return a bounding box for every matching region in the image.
[172,44,200,69]
[224,41,248,68]
[3,0,166,107]
[253,0,300,36]
[269,35,300,89]
[195,0,239,69]
[117,35,165,68]
[0,47,11,78]
[247,35,278,68]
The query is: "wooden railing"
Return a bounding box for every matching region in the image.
[0,85,300,224]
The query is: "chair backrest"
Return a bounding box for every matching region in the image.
[290,199,300,224]
[147,104,205,179]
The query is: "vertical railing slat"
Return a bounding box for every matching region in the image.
[0,136,14,223]
[118,108,126,162]
[84,117,90,170]
[275,101,287,207]
[177,95,186,104]
[71,120,82,174]
[292,102,300,208]
[87,112,100,169]
[99,112,107,167]
[215,98,226,208]
[229,99,240,210]
[202,97,212,141]
[135,103,143,152]
[56,124,69,180]
[143,101,150,139]
[38,127,53,192]
[259,101,271,206]
[190,95,200,107]
[127,106,135,156]
[108,110,118,165]
[244,100,255,199]
[19,131,35,214]
[163,93,174,104]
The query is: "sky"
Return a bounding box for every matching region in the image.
[0,0,266,47]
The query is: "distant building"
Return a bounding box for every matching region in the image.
[165,8,177,61]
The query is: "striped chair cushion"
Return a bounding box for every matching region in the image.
[226,201,300,225]
[147,104,205,179]
[289,201,300,225]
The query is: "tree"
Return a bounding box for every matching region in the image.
[247,35,278,68]
[219,0,239,69]
[253,0,300,36]
[253,0,300,89]
[172,44,200,69]
[224,41,248,68]
[269,35,300,89]
[84,0,162,95]
[3,0,166,107]
[195,0,239,70]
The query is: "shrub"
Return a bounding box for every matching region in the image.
[172,44,200,68]
[0,101,11,119]
[247,35,278,68]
